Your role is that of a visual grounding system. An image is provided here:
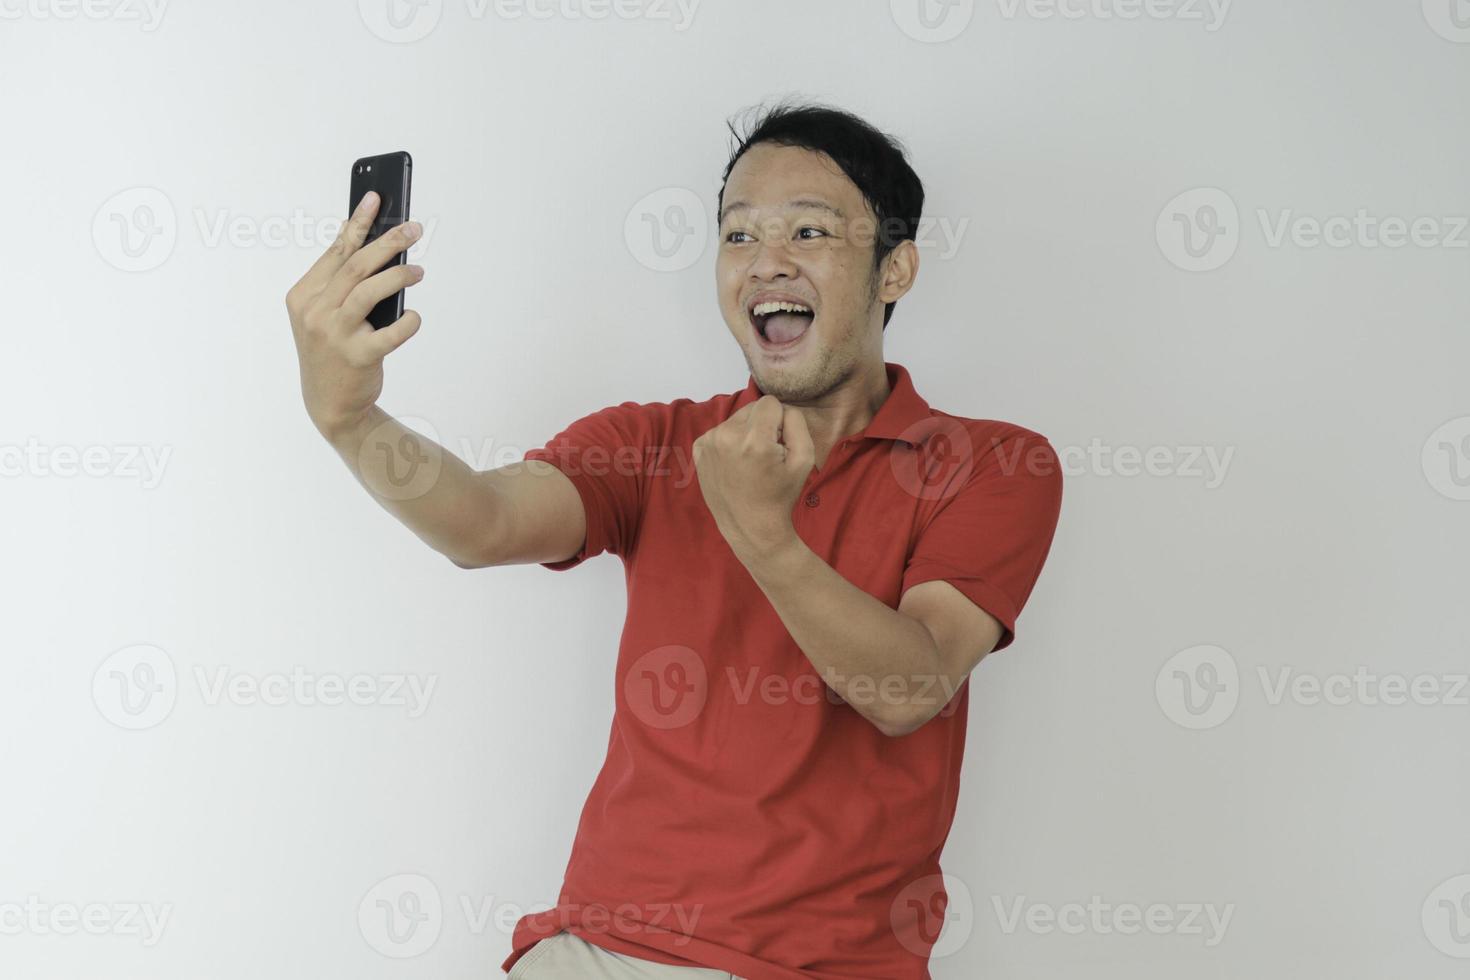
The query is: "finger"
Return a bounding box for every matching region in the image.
[779,405,815,471]
[338,264,424,326]
[298,191,379,295]
[748,395,785,444]
[728,398,762,422]
[322,220,422,310]
[360,309,423,360]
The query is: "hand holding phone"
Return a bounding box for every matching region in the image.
[283,151,423,441]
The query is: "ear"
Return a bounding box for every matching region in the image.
[876,239,919,305]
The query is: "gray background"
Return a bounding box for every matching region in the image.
[4,1,1469,978]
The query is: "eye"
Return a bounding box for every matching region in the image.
[796,226,828,240]
[724,230,753,244]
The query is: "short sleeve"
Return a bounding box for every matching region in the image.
[900,429,1063,651]
[521,401,658,571]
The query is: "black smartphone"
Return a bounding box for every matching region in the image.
[348,150,413,329]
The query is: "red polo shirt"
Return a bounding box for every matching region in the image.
[503,362,1062,980]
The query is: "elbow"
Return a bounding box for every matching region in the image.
[446,507,512,569]
[446,547,495,570]
[445,525,507,570]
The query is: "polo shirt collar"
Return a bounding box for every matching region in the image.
[735,361,932,448]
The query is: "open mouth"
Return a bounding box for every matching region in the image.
[749,299,816,349]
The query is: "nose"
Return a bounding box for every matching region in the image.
[746,236,799,281]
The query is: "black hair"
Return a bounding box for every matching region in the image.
[717,98,925,330]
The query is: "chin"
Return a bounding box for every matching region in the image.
[749,361,821,401]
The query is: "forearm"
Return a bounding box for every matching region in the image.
[738,536,959,736]
[322,405,507,567]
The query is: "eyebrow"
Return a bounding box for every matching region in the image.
[718,198,847,224]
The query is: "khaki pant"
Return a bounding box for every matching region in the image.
[509,931,745,980]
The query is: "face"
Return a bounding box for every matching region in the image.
[716,142,916,403]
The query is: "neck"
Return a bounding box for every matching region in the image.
[788,361,892,467]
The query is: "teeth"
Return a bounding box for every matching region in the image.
[751,300,813,317]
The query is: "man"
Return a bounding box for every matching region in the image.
[285,101,1063,980]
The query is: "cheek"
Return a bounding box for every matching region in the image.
[716,261,742,305]
[813,258,867,314]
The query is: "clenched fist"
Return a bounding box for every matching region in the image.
[692,394,815,561]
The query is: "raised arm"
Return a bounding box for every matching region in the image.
[284,191,586,569]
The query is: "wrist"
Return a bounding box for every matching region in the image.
[736,525,809,584]
[317,405,381,451]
